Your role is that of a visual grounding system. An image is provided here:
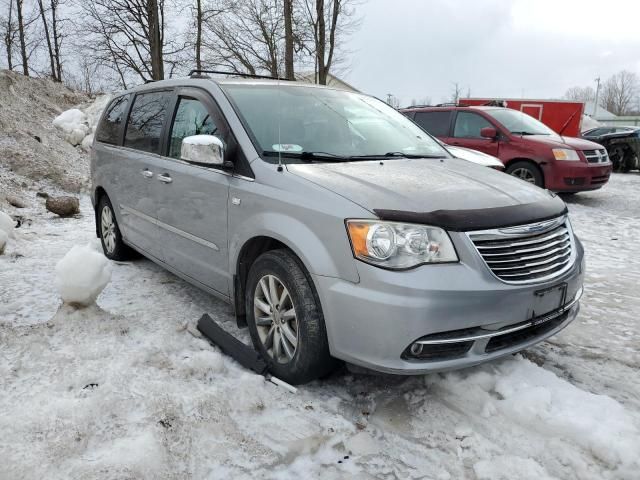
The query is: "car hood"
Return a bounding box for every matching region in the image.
[287,158,566,230]
[522,134,604,150]
[445,145,504,167]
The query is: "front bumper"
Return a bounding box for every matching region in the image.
[313,234,585,374]
[545,161,612,192]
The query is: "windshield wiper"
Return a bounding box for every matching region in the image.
[262,150,347,162]
[510,131,548,136]
[348,152,446,160]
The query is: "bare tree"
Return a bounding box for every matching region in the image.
[283,0,294,79]
[563,86,595,103]
[16,0,28,75]
[51,0,62,80]
[202,0,285,77]
[1,0,18,70]
[37,0,57,80]
[600,70,639,116]
[301,0,359,85]
[79,0,184,87]
[450,82,461,104]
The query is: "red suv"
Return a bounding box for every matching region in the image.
[401,106,612,192]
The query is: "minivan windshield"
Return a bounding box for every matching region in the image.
[484,108,557,136]
[221,83,449,162]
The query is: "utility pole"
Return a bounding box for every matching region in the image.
[593,77,601,117]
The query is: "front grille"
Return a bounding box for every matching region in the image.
[583,148,609,163]
[468,217,574,284]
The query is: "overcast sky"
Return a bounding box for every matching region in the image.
[344,0,640,105]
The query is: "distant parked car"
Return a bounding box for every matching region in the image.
[401,106,612,192]
[581,126,640,172]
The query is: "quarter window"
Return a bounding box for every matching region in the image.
[168,98,219,159]
[453,112,494,138]
[413,111,452,137]
[124,91,170,154]
[96,95,130,145]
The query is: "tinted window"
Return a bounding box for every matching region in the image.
[453,112,494,138]
[124,91,170,153]
[168,98,219,159]
[413,111,451,137]
[96,95,130,144]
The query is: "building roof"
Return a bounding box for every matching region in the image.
[583,101,617,120]
[295,72,360,93]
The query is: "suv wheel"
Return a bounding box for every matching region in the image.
[506,161,544,187]
[98,195,135,260]
[245,249,337,384]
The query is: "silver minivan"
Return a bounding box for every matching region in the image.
[91,74,584,384]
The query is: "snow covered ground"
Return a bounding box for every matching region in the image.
[1,175,639,480]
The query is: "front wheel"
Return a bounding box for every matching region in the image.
[506,161,544,187]
[245,249,337,384]
[97,195,136,260]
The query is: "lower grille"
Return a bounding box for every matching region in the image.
[485,311,568,353]
[468,216,575,284]
[591,175,610,185]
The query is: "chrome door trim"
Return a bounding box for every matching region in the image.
[119,204,220,251]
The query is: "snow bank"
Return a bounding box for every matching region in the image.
[55,242,112,307]
[52,108,89,146]
[0,229,7,255]
[0,210,16,238]
[52,95,111,149]
[436,356,640,472]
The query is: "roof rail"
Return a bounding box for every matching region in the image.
[435,102,460,107]
[188,69,292,81]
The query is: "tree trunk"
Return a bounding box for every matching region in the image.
[16,0,28,76]
[51,0,62,81]
[284,0,294,80]
[316,0,326,84]
[37,0,57,80]
[147,0,164,80]
[195,0,202,70]
[4,0,14,70]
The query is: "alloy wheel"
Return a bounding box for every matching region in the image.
[511,167,536,184]
[101,206,117,254]
[253,274,298,363]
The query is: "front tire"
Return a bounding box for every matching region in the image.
[97,195,135,261]
[506,160,544,187]
[245,249,337,384]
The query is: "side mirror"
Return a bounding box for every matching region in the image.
[480,127,498,139]
[181,135,225,166]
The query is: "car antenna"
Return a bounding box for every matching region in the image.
[277,79,283,172]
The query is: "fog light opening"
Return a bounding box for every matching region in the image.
[410,343,423,356]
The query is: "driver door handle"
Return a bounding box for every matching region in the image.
[158,173,173,184]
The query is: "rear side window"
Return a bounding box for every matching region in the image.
[168,98,219,159]
[124,91,171,154]
[453,112,493,138]
[96,95,130,144]
[413,111,452,137]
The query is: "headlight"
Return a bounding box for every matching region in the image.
[346,220,458,269]
[552,148,580,161]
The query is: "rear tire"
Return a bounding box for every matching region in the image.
[97,195,136,261]
[506,160,544,187]
[245,249,337,384]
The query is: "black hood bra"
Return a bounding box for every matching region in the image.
[374,194,568,232]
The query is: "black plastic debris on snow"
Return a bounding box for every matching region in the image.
[197,313,268,375]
